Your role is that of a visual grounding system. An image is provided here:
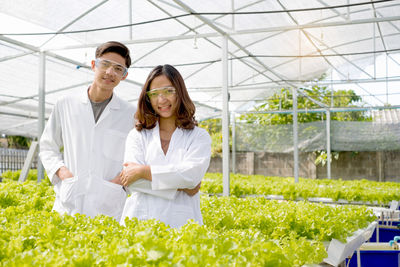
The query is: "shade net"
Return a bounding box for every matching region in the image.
[234,114,400,153]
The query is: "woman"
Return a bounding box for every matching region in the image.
[120,64,211,228]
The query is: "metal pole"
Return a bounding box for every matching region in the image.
[231,0,235,30]
[232,112,236,174]
[373,22,376,79]
[222,35,230,196]
[293,87,299,183]
[293,29,300,183]
[19,141,39,183]
[129,0,133,40]
[230,32,235,174]
[37,52,46,182]
[386,53,388,104]
[326,109,331,179]
[357,248,361,267]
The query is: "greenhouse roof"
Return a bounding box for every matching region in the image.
[1,0,400,138]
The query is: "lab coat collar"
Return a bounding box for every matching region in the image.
[152,121,183,156]
[79,88,89,104]
[108,94,122,110]
[152,122,161,146]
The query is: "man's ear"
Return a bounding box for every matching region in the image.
[91,60,96,71]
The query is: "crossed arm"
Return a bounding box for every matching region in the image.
[120,128,210,198]
[117,162,201,196]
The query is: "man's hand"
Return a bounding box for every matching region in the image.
[110,172,123,185]
[179,182,201,197]
[56,166,74,181]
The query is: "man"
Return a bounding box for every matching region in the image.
[40,41,135,221]
[40,41,199,221]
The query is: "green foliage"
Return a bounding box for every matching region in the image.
[202,173,400,204]
[202,196,375,243]
[314,150,340,166]
[240,86,370,125]
[199,86,372,161]
[199,118,231,157]
[1,169,50,184]
[237,86,371,163]
[209,132,223,157]
[198,118,222,134]
[6,136,32,149]
[0,172,378,266]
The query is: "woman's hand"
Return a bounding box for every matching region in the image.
[121,162,151,186]
[179,182,201,196]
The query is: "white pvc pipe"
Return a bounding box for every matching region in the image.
[326,109,331,179]
[222,35,230,196]
[37,52,46,182]
[293,87,299,183]
[129,0,133,40]
[232,112,236,174]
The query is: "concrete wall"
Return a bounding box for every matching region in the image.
[208,151,400,182]
[317,151,400,182]
[208,152,317,178]
[383,151,400,182]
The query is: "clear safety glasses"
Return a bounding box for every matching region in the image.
[95,58,128,77]
[146,86,176,99]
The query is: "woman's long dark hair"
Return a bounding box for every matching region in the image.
[135,64,197,131]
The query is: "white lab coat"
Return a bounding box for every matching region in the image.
[120,122,211,228]
[39,89,136,221]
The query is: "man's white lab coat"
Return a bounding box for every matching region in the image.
[40,89,135,221]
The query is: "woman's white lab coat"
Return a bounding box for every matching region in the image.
[120,122,211,228]
[39,90,136,221]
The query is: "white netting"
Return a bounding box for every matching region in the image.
[235,120,400,153]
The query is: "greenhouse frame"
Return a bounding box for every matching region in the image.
[1,0,400,186]
[1,1,400,266]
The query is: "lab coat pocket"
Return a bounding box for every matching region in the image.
[103,129,127,161]
[98,180,126,220]
[59,176,78,212]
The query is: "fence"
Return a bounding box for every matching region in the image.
[0,148,37,173]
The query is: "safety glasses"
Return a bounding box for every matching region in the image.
[146,86,176,99]
[95,58,128,77]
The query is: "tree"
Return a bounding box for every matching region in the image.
[199,118,224,157]
[238,85,371,165]
[242,85,370,125]
[6,135,32,149]
[200,85,371,163]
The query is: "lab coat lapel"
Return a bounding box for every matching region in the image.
[152,122,183,159]
[150,122,175,161]
[167,127,183,158]
[78,89,96,126]
[96,94,120,125]
[152,122,163,155]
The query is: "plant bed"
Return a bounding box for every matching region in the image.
[0,172,378,266]
[202,173,400,206]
